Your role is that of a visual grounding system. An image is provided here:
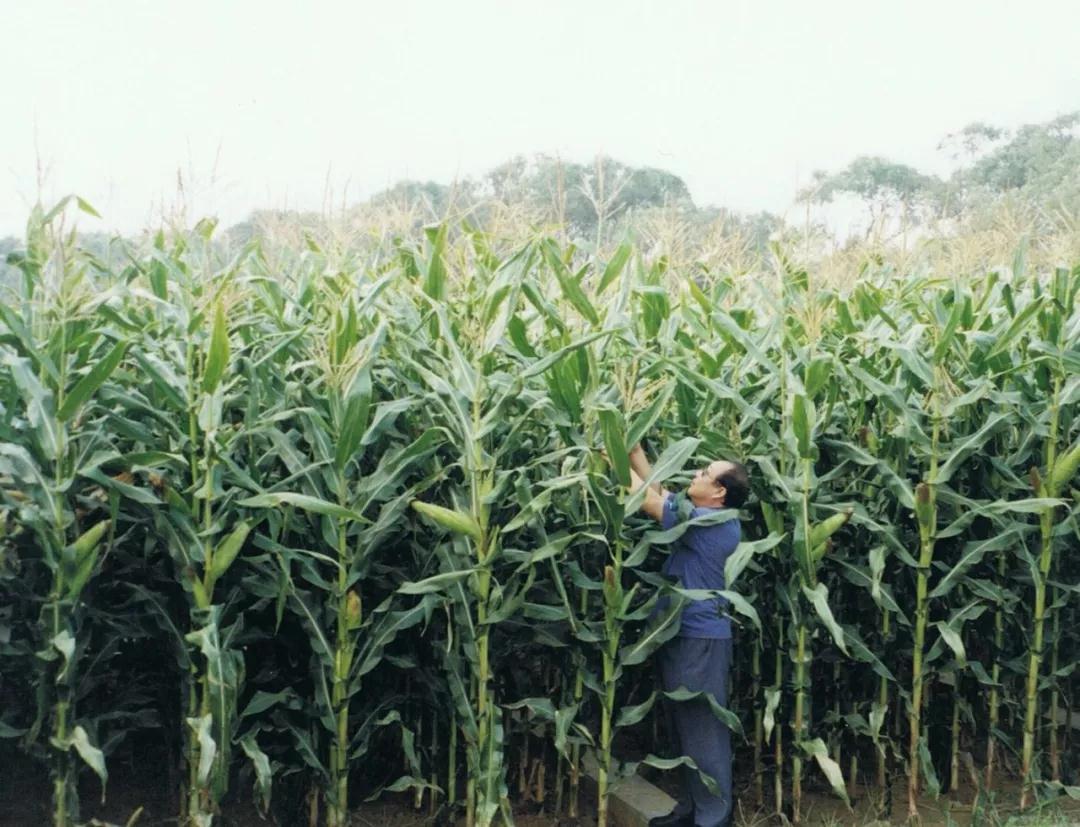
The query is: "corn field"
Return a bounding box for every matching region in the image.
[1,199,1079,827]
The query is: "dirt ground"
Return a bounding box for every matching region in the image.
[3,744,1079,826]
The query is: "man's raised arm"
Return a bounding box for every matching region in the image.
[629,467,667,523]
[629,443,667,497]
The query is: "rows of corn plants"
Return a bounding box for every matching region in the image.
[0,201,1078,826]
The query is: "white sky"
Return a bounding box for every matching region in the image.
[2,0,1079,237]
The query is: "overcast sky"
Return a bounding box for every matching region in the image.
[2,1,1078,236]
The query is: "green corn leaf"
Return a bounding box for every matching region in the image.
[759,501,784,535]
[626,383,675,448]
[895,344,933,388]
[423,223,448,300]
[74,195,101,217]
[716,589,761,630]
[800,737,849,805]
[4,352,60,457]
[918,735,942,797]
[803,356,834,400]
[519,330,614,380]
[188,714,216,786]
[335,365,374,472]
[929,530,1021,599]
[725,533,782,588]
[57,339,129,421]
[823,438,915,510]
[987,294,1043,360]
[598,242,633,295]
[52,630,75,682]
[802,582,848,656]
[42,194,81,223]
[0,721,27,739]
[688,278,713,314]
[932,293,965,364]
[61,518,109,597]
[629,753,721,797]
[663,687,743,734]
[0,303,60,382]
[191,578,210,610]
[542,239,599,325]
[66,725,108,794]
[79,465,162,505]
[1043,782,1080,801]
[202,299,230,393]
[506,315,536,357]
[597,406,630,486]
[710,311,778,374]
[241,689,300,718]
[791,394,814,459]
[934,621,967,666]
[239,734,273,814]
[936,412,1010,484]
[237,492,369,524]
[626,437,700,515]
[763,687,781,742]
[619,603,684,666]
[398,569,477,595]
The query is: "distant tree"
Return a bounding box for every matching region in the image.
[803,156,941,212]
[937,121,1007,163]
[927,111,1080,228]
[217,154,749,257]
[735,210,785,251]
[958,112,1080,199]
[367,179,454,218]
[693,207,782,253]
[802,155,944,238]
[480,154,694,240]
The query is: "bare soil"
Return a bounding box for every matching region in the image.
[3,743,1079,826]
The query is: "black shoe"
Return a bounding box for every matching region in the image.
[648,809,693,827]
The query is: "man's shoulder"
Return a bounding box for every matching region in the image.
[688,506,741,526]
[686,508,741,545]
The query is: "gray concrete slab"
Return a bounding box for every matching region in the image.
[581,753,678,827]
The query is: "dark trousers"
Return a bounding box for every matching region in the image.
[660,636,734,827]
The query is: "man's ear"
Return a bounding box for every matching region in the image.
[715,485,727,506]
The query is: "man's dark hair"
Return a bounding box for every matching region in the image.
[716,461,750,509]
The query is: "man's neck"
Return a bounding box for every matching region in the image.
[689,496,725,509]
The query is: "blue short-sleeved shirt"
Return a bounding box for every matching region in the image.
[657,492,741,639]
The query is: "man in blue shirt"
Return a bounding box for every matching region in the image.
[628,443,749,827]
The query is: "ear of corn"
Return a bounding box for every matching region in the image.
[1049,438,1080,496]
[411,501,484,541]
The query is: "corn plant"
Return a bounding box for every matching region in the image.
[233,246,443,826]
[100,226,268,826]
[1020,266,1080,806]
[0,199,125,825]
[0,216,1078,827]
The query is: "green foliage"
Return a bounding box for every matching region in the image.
[0,202,1077,827]
[805,155,942,209]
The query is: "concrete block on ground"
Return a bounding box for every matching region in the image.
[581,753,678,827]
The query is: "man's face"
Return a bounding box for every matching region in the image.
[687,459,732,506]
